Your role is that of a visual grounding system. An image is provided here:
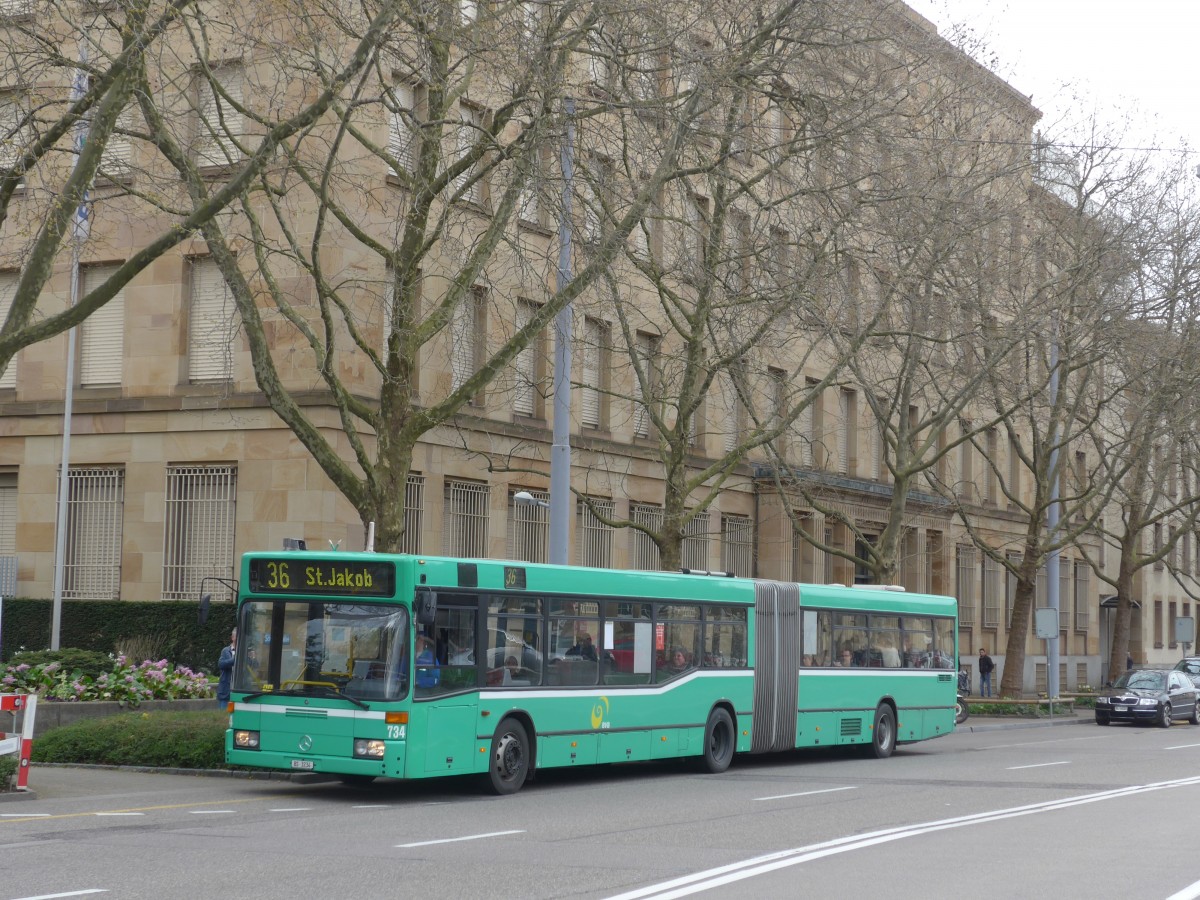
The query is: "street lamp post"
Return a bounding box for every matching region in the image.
[548,97,575,566]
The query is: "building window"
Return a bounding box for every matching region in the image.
[631,503,662,570]
[453,102,485,204]
[400,473,424,554]
[507,488,547,563]
[1074,560,1089,633]
[162,464,236,601]
[632,332,659,439]
[721,514,752,577]
[955,544,975,627]
[61,466,125,600]
[1059,560,1071,632]
[0,472,15,597]
[512,299,545,419]
[838,388,856,476]
[194,63,244,168]
[982,553,1002,628]
[1005,552,1021,628]
[0,272,19,388]
[985,428,999,504]
[580,317,610,430]
[0,89,31,185]
[450,288,486,400]
[957,418,973,500]
[443,480,489,557]
[80,266,125,387]
[387,80,417,175]
[682,510,710,571]
[189,258,237,383]
[0,0,34,17]
[576,497,614,568]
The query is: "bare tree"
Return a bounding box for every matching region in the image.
[0,0,404,369]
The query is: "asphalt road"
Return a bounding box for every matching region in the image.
[3,715,1199,900]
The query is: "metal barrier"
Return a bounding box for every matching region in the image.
[0,693,36,791]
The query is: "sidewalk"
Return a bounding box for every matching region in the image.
[959,713,1089,733]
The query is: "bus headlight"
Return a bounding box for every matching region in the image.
[354,739,386,759]
[234,730,260,749]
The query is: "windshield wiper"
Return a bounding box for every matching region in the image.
[238,686,370,710]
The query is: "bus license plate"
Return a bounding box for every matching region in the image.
[291,759,314,770]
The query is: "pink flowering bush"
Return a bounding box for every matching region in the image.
[0,654,213,704]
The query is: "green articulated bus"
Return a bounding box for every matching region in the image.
[225,551,959,794]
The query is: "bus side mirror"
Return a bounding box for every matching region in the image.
[414,591,437,626]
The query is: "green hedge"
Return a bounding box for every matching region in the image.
[31,710,229,769]
[0,599,236,673]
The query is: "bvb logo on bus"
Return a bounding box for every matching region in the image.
[590,696,610,730]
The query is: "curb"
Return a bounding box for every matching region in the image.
[959,716,1088,733]
[0,788,37,802]
[12,761,333,783]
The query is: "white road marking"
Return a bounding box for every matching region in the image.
[1165,742,1200,750]
[1,813,50,818]
[352,805,390,809]
[397,829,525,848]
[1005,761,1071,770]
[606,774,1200,900]
[9,891,108,899]
[268,808,313,812]
[188,810,235,815]
[754,786,857,802]
[94,812,144,817]
[1166,876,1200,900]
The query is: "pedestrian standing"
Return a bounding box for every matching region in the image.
[978,647,994,698]
[1126,651,1134,671]
[217,627,236,707]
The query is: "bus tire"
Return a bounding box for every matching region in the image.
[486,718,530,795]
[699,708,735,774]
[867,704,896,759]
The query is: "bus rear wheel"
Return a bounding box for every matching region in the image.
[486,719,530,795]
[699,708,735,774]
[867,704,896,759]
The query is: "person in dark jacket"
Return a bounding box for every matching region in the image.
[978,647,995,697]
[217,628,236,707]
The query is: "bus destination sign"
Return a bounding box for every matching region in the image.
[248,558,396,598]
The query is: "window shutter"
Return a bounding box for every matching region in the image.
[0,273,17,388]
[189,258,234,382]
[195,65,243,167]
[80,266,125,386]
[451,296,476,391]
[388,82,415,172]
[581,318,600,427]
[513,301,535,416]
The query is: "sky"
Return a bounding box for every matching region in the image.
[903,0,1199,167]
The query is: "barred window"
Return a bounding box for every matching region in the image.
[400,473,424,554]
[507,488,547,563]
[162,464,236,601]
[681,509,710,571]
[443,480,489,557]
[577,497,614,568]
[982,554,1002,628]
[721,514,752,577]
[955,544,975,627]
[1059,560,1070,632]
[631,502,662,570]
[1074,559,1089,633]
[60,466,125,600]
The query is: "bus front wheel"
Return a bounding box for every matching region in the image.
[486,719,530,795]
[867,704,896,759]
[699,708,735,774]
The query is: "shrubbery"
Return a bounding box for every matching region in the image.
[31,710,229,769]
[0,754,16,788]
[1,651,214,703]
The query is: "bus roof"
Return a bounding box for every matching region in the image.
[240,551,956,614]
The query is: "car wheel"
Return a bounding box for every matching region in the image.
[1191,702,1200,725]
[1158,703,1173,728]
[1095,714,1109,726]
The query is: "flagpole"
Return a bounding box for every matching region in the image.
[51,44,92,651]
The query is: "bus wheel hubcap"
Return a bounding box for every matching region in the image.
[496,734,521,778]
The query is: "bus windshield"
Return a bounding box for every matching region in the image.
[236,600,410,701]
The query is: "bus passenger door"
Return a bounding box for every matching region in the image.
[417,599,480,775]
